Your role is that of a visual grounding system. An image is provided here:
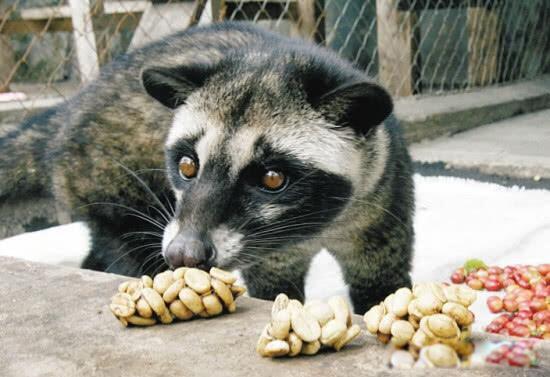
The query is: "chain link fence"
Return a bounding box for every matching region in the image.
[0,0,549,120]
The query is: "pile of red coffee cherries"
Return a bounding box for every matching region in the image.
[485,340,539,367]
[450,261,549,339]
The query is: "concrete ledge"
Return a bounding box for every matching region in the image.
[0,256,548,377]
[0,96,64,124]
[410,109,550,180]
[396,75,550,143]
[0,81,77,124]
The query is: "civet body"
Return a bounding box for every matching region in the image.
[0,22,414,313]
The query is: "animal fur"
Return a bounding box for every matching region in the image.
[0,22,414,313]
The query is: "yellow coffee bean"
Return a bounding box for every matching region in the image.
[203,294,223,316]
[142,287,167,316]
[159,310,174,324]
[173,267,189,280]
[287,332,303,357]
[305,300,334,327]
[413,283,446,303]
[271,293,289,316]
[411,329,433,349]
[126,281,143,301]
[264,340,290,357]
[328,296,351,326]
[178,287,204,314]
[383,294,395,314]
[320,319,347,346]
[211,278,234,307]
[378,313,397,335]
[391,288,412,317]
[416,292,443,316]
[117,316,128,327]
[408,315,420,330]
[289,305,321,343]
[230,285,247,298]
[442,302,474,327]
[110,293,135,318]
[407,299,423,318]
[454,339,475,357]
[443,285,476,307]
[159,310,174,325]
[377,333,391,344]
[271,308,291,340]
[391,335,410,348]
[390,350,415,369]
[141,275,153,288]
[288,299,303,310]
[169,299,194,320]
[153,270,174,295]
[163,279,185,303]
[126,315,156,326]
[420,344,460,368]
[227,301,237,313]
[136,298,153,318]
[333,324,361,351]
[118,281,130,293]
[429,283,447,303]
[209,267,237,285]
[364,304,385,334]
[197,311,210,318]
[420,314,460,340]
[460,325,472,340]
[256,325,273,357]
[301,340,321,355]
[390,320,415,342]
[184,268,211,294]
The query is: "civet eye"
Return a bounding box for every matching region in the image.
[261,170,287,192]
[178,156,198,180]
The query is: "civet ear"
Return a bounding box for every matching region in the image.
[313,81,394,135]
[141,63,217,109]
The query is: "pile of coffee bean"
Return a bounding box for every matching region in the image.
[450,261,549,339]
[256,294,362,357]
[485,340,540,367]
[364,283,477,368]
[110,267,246,326]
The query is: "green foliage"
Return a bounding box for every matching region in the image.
[463,259,488,274]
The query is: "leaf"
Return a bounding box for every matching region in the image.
[463,259,488,274]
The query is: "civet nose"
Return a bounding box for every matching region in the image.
[164,230,213,269]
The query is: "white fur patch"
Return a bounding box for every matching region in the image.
[227,127,260,178]
[257,204,291,221]
[210,225,244,266]
[264,120,361,181]
[194,127,224,178]
[165,105,207,147]
[162,220,179,254]
[359,126,390,195]
[304,248,354,312]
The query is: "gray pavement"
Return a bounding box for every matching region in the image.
[410,109,550,181]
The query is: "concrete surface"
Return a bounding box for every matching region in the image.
[397,75,550,142]
[0,256,548,377]
[411,109,550,180]
[0,81,78,124]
